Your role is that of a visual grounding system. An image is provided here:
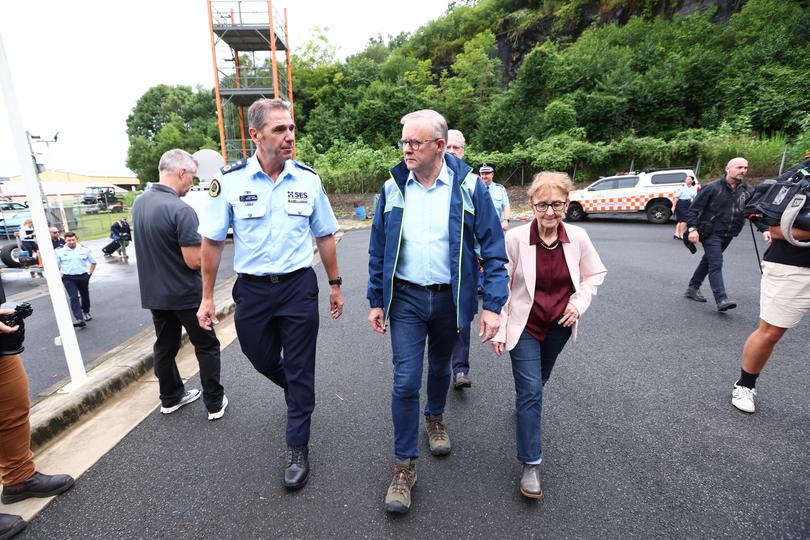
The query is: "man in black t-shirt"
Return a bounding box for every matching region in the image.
[732,225,810,413]
[132,149,226,421]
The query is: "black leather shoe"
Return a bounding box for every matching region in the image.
[0,514,26,540]
[283,445,309,490]
[1,472,75,504]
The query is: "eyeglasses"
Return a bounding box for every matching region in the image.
[532,201,567,213]
[397,138,439,150]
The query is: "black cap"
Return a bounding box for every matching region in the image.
[479,162,495,173]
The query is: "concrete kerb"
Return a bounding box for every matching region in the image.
[28,274,238,451]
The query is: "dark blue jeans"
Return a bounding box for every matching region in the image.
[688,234,734,303]
[509,325,571,463]
[389,281,457,460]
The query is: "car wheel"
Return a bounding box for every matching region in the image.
[566,203,586,222]
[646,203,672,224]
[0,244,22,268]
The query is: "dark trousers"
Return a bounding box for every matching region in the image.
[62,273,90,321]
[450,324,470,374]
[233,268,319,447]
[389,282,457,459]
[688,235,734,303]
[151,309,223,413]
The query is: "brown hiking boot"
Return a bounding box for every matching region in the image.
[425,414,451,456]
[384,459,417,514]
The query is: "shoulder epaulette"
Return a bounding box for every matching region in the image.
[293,160,317,176]
[220,159,247,174]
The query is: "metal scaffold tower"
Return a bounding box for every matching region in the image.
[207,0,294,162]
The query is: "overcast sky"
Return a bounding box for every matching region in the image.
[0,0,450,177]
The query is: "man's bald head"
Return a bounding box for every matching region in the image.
[725,157,749,184]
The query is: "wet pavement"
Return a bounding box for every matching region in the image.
[13,223,810,538]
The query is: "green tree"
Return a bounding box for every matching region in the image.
[125,86,218,186]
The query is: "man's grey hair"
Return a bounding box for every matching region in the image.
[401,109,448,141]
[248,98,292,131]
[447,129,465,146]
[158,149,197,175]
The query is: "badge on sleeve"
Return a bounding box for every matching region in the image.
[209,180,221,198]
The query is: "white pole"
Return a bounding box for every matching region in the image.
[0,33,87,389]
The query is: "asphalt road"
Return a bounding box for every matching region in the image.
[0,238,236,398]
[18,222,810,538]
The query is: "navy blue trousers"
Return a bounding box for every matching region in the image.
[233,268,319,446]
[450,324,470,374]
[61,273,90,321]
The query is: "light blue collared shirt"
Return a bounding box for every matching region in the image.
[56,244,96,275]
[487,182,509,219]
[676,185,698,201]
[395,163,453,286]
[199,155,339,275]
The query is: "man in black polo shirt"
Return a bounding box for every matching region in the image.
[132,149,226,420]
[732,223,810,414]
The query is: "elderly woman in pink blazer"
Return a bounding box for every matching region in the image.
[492,171,607,500]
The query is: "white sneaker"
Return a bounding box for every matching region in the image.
[732,384,756,413]
[208,395,229,421]
[160,389,201,414]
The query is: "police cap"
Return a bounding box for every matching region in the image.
[479,162,495,174]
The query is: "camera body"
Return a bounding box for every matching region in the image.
[746,161,810,232]
[0,302,33,355]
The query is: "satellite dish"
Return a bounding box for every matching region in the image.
[193,149,226,183]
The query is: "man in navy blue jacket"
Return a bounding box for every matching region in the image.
[367,109,508,514]
[685,157,770,311]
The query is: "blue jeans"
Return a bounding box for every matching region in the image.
[389,281,457,460]
[688,234,734,303]
[509,325,571,463]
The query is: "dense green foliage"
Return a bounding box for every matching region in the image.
[288,0,810,191]
[125,85,219,186]
[125,0,810,192]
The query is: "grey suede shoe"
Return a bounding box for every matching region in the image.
[519,464,543,500]
[684,287,707,302]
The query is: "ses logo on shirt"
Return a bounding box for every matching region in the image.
[287,191,309,204]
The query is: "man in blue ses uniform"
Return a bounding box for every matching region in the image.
[367,110,509,514]
[196,98,344,491]
[55,232,96,328]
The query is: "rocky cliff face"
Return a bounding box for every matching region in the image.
[494,0,747,81]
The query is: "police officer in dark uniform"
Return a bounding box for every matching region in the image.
[197,98,344,491]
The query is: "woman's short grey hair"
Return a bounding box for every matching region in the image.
[158,149,197,174]
[401,109,448,141]
[248,98,291,131]
[527,171,575,201]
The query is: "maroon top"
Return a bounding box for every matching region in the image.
[525,221,575,342]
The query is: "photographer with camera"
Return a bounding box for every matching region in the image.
[0,280,75,539]
[683,157,770,311]
[732,156,810,413]
[109,217,131,259]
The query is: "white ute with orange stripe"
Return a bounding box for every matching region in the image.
[566,168,696,224]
